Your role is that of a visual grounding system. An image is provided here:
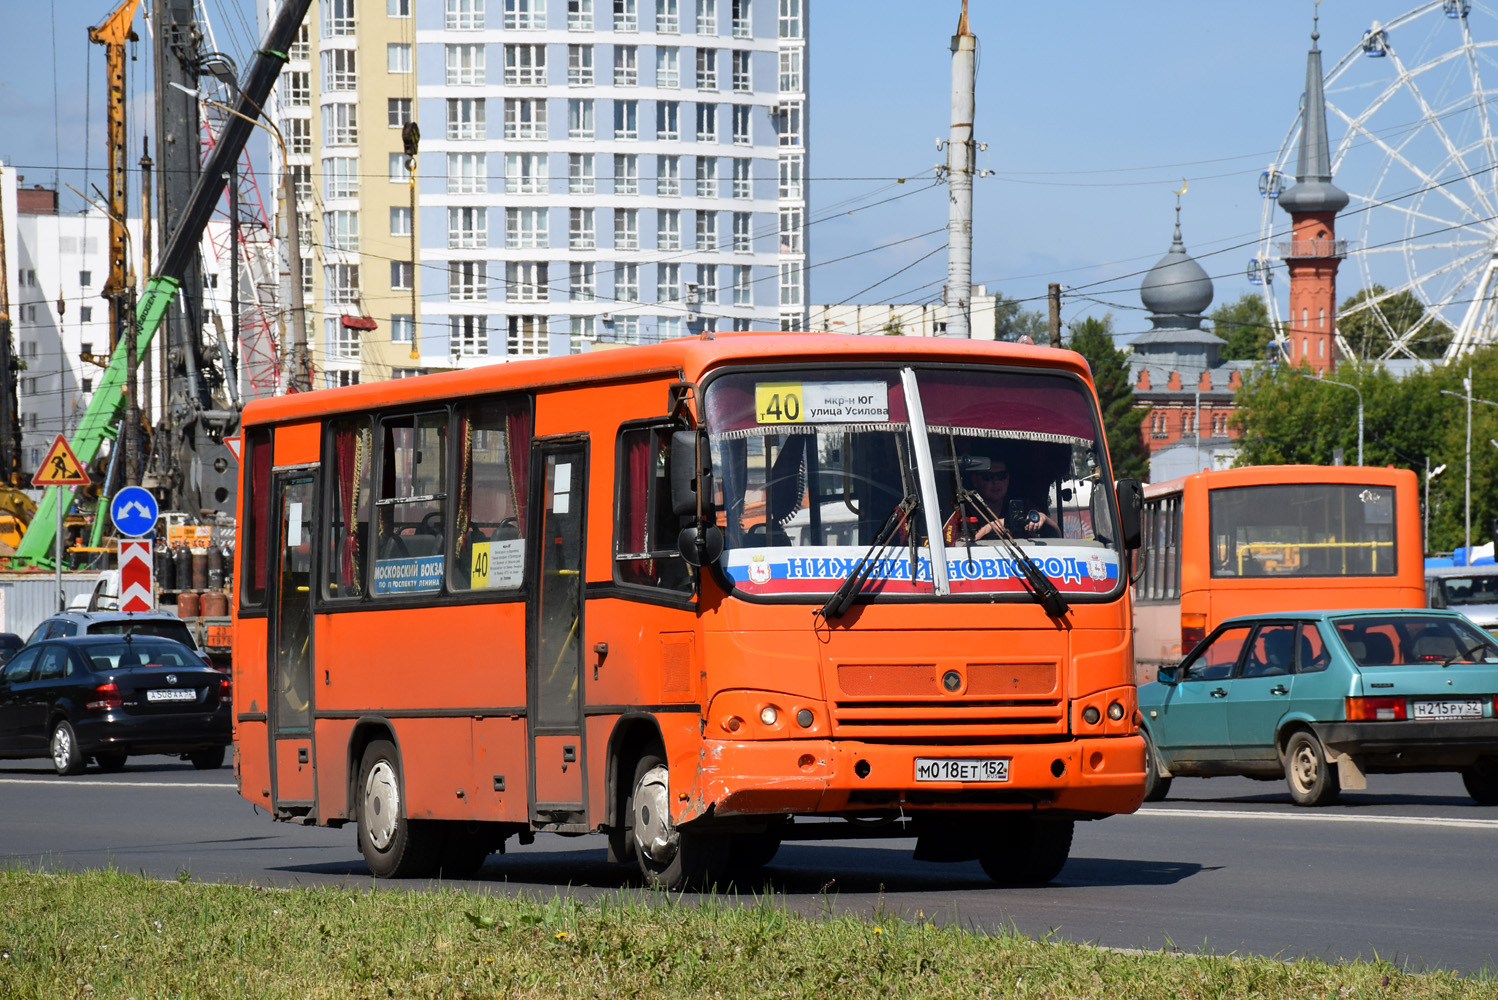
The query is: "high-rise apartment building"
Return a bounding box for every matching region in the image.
[264,0,809,386]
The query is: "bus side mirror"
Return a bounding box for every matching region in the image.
[1116,478,1143,550]
[670,430,714,517]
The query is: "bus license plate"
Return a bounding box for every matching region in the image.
[147,689,196,703]
[914,757,1010,783]
[1412,699,1483,719]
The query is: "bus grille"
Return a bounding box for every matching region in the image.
[830,661,1067,739]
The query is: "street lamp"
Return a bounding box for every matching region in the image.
[1296,370,1363,466]
[1425,459,1446,554]
[1439,370,1498,559]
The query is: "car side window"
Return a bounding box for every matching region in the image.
[1241,624,1295,678]
[34,647,68,682]
[2,647,41,684]
[1297,624,1332,673]
[1183,625,1251,681]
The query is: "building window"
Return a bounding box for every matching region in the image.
[731,50,751,91]
[779,207,801,252]
[778,154,802,199]
[778,48,802,92]
[388,97,412,127]
[506,207,548,248]
[695,210,719,251]
[569,153,596,194]
[733,211,751,251]
[696,263,718,302]
[287,118,311,155]
[568,0,593,29]
[615,153,639,194]
[503,0,546,28]
[659,317,683,340]
[697,0,717,33]
[504,152,547,194]
[731,0,750,37]
[695,103,718,142]
[732,104,751,144]
[1319,308,1326,329]
[505,44,547,85]
[448,206,488,248]
[657,0,680,32]
[389,0,412,14]
[569,98,595,138]
[614,99,639,139]
[777,0,800,38]
[570,316,597,348]
[506,261,549,302]
[391,260,414,290]
[658,209,681,250]
[291,165,311,203]
[325,318,360,359]
[614,208,640,249]
[448,98,488,139]
[696,155,719,198]
[325,48,358,90]
[449,152,488,194]
[696,48,718,89]
[388,153,408,182]
[503,97,545,138]
[391,314,415,342]
[733,264,751,305]
[614,45,638,85]
[446,44,485,85]
[616,262,640,301]
[324,211,359,251]
[449,260,488,301]
[614,0,638,31]
[732,157,751,198]
[776,100,802,146]
[323,103,358,145]
[452,315,489,356]
[387,43,411,73]
[390,205,412,236]
[656,47,680,89]
[657,154,681,196]
[570,261,596,301]
[324,263,361,306]
[446,0,485,30]
[779,261,802,306]
[324,0,356,36]
[507,315,548,356]
[570,207,597,249]
[657,101,680,140]
[81,307,93,323]
[658,262,681,301]
[568,44,594,85]
[287,71,310,107]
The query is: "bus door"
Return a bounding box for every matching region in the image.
[268,469,317,810]
[527,438,589,830]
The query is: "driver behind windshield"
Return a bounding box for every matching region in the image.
[946,454,1060,542]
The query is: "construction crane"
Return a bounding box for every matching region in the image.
[12,0,314,568]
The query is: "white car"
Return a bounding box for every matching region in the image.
[1427,566,1498,634]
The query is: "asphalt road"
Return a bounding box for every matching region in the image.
[1,759,1495,976]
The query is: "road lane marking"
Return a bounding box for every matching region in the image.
[1136,806,1498,830]
[0,778,234,790]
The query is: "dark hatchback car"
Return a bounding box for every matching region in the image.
[25,610,203,656]
[0,636,230,775]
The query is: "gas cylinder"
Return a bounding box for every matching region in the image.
[177,591,201,618]
[206,543,224,591]
[173,545,192,589]
[156,539,176,591]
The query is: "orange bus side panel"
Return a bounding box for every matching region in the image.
[275,737,315,801]
[532,734,584,806]
[233,618,271,808]
[313,718,355,822]
[234,720,272,808]
[393,718,482,820]
[472,718,529,823]
[273,420,320,466]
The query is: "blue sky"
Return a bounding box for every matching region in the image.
[3,1,1488,336]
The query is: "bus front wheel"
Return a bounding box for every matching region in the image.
[357,740,437,878]
[628,753,728,890]
[978,816,1073,886]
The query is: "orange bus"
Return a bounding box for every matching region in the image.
[1134,465,1424,683]
[232,333,1146,888]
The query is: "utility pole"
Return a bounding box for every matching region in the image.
[0,167,16,484]
[139,139,154,435]
[941,0,977,339]
[1048,283,1062,348]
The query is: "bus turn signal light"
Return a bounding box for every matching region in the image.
[1181,614,1208,656]
[1346,696,1407,721]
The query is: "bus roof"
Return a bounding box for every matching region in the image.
[240,332,1093,428]
[1143,464,1415,499]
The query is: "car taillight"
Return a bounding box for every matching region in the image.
[1346,696,1407,722]
[87,682,123,710]
[218,676,232,702]
[1181,613,1208,656]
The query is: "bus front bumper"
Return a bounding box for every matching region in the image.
[682,734,1146,823]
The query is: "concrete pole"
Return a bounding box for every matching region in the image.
[1047,283,1062,348]
[943,1,975,339]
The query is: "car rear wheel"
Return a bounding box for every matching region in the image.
[628,752,729,890]
[978,816,1074,886]
[188,747,226,771]
[1284,730,1340,807]
[357,740,437,878]
[50,721,85,776]
[1461,757,1498,805]
[1142,729,1172,803]
[94,751,127,773]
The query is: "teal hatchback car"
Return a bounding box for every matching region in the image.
[1138,609,1498,806]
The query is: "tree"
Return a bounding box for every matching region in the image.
[1210,292,1275,362]
[993,294,1048,343]
[1338,285,1452,360]
[1067,315,1149,480]
[879,316,905,336]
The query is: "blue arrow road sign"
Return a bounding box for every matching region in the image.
[110,486,160,538]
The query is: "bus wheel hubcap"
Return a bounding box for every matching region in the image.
[364,760,400,851]
[633,765,677,866]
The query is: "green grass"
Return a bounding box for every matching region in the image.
[0,867,1488,999]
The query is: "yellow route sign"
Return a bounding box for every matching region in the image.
[32,434,91,487]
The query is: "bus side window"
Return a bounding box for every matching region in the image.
[241,427,273,609]
[324,417,373,600]
[373,410,448,597]
[616,423,693,593]
[449,396,532,592]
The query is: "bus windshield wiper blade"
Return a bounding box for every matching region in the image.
[820,494,917,620]
[956,488,1070,619]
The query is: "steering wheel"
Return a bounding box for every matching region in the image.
[419,511,443,535]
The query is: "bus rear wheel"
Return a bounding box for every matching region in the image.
[357,740,437,878]
[628,753,728,890]
[977,816,1074,886]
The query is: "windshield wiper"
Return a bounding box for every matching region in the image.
[1442,640,1493,668]
[956,487,1070,619]
[819,494,917,620]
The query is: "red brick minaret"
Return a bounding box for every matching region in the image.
[1278,13,1348,374]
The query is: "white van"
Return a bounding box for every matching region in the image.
[1426,565,1498,633]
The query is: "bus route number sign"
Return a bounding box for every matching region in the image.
[754,381,889,424]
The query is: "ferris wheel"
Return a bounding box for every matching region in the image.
[1253,0,1498,362]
